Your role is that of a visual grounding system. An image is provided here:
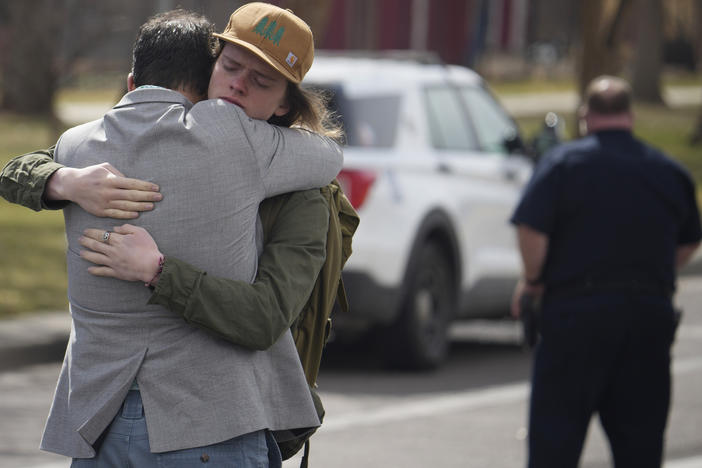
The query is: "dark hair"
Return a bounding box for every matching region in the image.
[132,10,217,98]
[584,75,632,115]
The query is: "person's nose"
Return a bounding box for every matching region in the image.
[230,70,247,95]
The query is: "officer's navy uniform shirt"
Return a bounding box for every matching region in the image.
[511,129,702,292]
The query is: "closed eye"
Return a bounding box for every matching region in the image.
[222,57,241,72]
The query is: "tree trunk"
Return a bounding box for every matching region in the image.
[579,0,607,97]
[630,0,664,103]
[578,0,633,96]
[1,0,65,115]
[691,0,702,145]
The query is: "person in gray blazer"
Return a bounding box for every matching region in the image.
[14,5,343,468]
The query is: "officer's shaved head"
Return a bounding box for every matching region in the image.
[580,75,634,134]
[584,75,632,115]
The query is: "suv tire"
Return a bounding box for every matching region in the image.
[386,242,455,370]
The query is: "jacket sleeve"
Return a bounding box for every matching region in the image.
[148,188,329,350]
[0,146,69,211]
[255,126,344,198]
[190,100,343,198]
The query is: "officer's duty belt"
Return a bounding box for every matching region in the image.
[546,278,673,299]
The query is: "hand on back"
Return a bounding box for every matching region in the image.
[47,162,162,219]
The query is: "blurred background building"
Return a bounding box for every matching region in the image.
[0,0,700,114]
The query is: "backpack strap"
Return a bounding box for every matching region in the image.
[300,440,311,468]
[337,277,349,314]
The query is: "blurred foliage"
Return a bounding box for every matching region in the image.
[514,99,702,207]
[634,104,702,196]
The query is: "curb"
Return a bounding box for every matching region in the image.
[0,312,70,371]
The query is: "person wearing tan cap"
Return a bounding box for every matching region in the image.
[1,5,347,467]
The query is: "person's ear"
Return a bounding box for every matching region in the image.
[127,73,136,92]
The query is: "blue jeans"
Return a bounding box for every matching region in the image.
[71,390,282,468]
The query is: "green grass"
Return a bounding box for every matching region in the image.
[0,114,68,317]
[513,103,702,206]
[0,205,68,316]
[490,79,576,96]
[634,104,702,188]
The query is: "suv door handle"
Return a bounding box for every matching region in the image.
[437,162,452,173]
[503,167,517,181]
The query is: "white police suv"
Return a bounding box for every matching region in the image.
[306,53,536,369]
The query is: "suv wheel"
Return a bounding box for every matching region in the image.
[386,242,454,370]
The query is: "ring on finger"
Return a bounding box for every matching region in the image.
[102,231,111,243]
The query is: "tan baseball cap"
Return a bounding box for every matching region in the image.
[213,2,314,84]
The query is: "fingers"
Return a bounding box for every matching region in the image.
[112,177,160,194]
[79,235,110,256]
[110,200,156,211]
[103,209,139,220]
[102,200,156,219]
[98,163,159,193]
[102,199,159,219]
[87,266,119,278]
[113,224,139,235]
[82,228,108,242]
[107,188,162,203]
[81,228,120,248]
[80,248,112,267]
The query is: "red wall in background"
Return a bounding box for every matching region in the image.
[427,0,472,64]
[319,0,474,65]
[377,0,411,50]
[322,0,347,49]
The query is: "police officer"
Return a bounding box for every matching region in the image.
[510,75,702,468]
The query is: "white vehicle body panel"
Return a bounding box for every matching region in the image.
[307,55,534,323]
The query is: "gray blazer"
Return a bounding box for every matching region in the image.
[41,88,342,457]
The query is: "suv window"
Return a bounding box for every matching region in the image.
[307,85,400,148]
[424,86,478,151]
[344,95,400,148]
[460,87,518,154]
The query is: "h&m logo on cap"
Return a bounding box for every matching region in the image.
[253,17,285,46]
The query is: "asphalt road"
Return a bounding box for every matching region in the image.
[1,275,701,468]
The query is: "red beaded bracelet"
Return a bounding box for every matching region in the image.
[145,256,165,288]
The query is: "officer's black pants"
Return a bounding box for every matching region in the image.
[528,293,675,468]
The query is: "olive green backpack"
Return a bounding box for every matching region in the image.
[266,179,359,467]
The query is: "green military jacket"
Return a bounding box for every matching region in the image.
[0,150,329,350]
